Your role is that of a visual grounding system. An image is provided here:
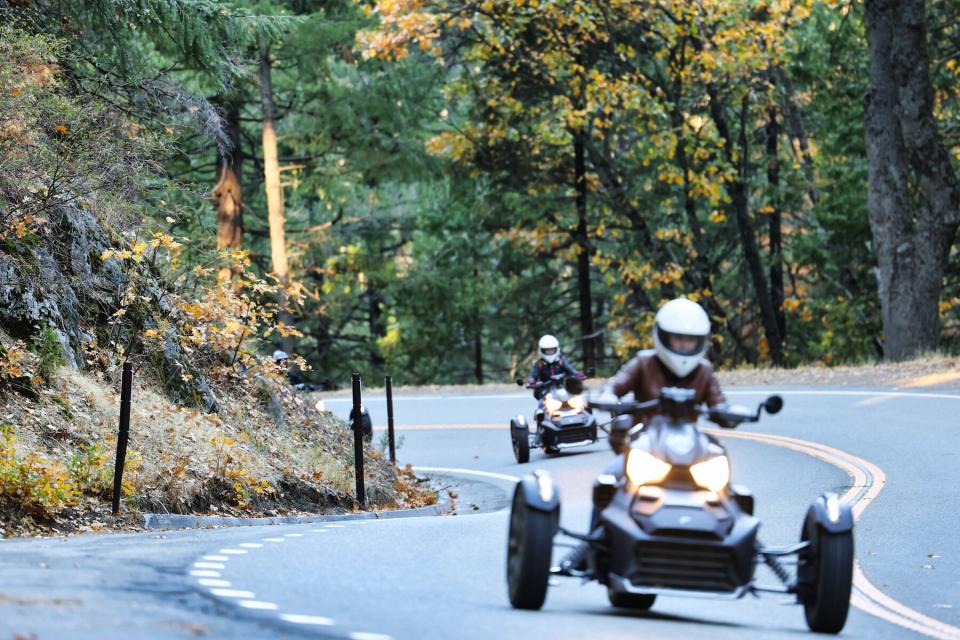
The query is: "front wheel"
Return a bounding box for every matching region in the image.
[506,485,554,609]
[799,520,853,634]
[607,588,656,610]
[511,419,530,463]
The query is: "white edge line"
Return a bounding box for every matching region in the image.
[414,466,519,483]
[280,614,335,625]
[189,570,220,578]
[238,600,278,611]
[322,389,960,403]
[197,579,231,587]
[210,588,256,599]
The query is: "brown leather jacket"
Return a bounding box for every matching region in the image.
[603,350,727,423]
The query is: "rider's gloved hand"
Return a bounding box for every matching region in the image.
[593,390,619,406]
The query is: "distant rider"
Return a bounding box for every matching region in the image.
[526,334,584,401]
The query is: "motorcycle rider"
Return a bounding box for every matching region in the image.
[526,334,584,400]
[526,335,585,444]
[562,297,729,573]
[599,297,726,426]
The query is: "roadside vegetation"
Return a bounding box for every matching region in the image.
[0,1,958,534]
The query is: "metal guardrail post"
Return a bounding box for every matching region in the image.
[351,373,366,508]
[386,375,396,464]
[112,362,132,516]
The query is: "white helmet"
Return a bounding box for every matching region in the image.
[652,298,710,378]
[272,349,289,362]
[538,334,561,363]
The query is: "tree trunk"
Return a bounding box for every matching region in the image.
[259,44,289,292]
[367,287,386,368]
[212,101,243,283]
[864,0,960,361]
[766,107,786,341]
[574,134,595,373]
[709,91,785,365]
[259,42,293,351]
[474,329,484,384]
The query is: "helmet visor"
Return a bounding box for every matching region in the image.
[657,328,707,356]
[541,347,558,356]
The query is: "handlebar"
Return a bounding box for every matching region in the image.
[588,390,783,426]
[517,373,587,391]
[526,374,567,390]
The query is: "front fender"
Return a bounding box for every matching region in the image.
[805,492,854,534]
[517,471,561,521]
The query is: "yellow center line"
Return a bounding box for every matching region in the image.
[708,429,960,640]
[397,421,958,637]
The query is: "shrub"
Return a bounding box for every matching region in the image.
[30,324,66,381]
[0,424,79,518]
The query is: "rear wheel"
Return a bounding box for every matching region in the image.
[511,419,530,463]
[506,486,554,609]
[799,519,853,633]
[607,588,656,610]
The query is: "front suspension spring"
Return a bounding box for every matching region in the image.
[763,553,793,587]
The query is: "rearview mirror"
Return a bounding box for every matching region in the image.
[515,377,524,387]
[763,395,783,415]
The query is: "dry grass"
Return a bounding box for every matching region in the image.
[0,361,434,538]
[717,353,960,390]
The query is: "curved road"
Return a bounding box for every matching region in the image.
[1,386,958,639]
[202,387,960,639]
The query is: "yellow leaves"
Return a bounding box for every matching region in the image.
[54,124,68,134]
[783,297,803,313]
[425,130,473,161]
[0,339,31,381]
[9,87,21,97]
[709,210,727,224]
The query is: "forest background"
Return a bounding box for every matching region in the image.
[2,0,958,391]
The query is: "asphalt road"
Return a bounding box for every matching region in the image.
[1,386,958,640]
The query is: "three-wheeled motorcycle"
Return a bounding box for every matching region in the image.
[506,387,855,634]
[510,375,598,463]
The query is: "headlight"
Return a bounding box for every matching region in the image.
[544,397,563,413]
[567,395,585,411]
[625,450,671,486]
[690,456,730,492]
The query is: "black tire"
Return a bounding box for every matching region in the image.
[800,520,854,634]
[607,588,656,610]
[511,419,530,464]
[506,486,554,609]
